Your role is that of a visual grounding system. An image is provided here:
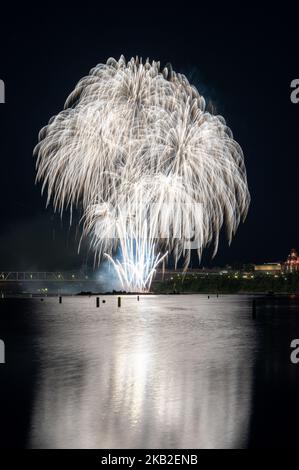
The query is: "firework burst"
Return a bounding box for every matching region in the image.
[35,55,250,292]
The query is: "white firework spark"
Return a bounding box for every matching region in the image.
[35,55,250,292]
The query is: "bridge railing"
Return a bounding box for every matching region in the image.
[0,272,90,282]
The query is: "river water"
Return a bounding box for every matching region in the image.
[0,295,298,448]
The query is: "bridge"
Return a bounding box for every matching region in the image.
[0,271,90,282]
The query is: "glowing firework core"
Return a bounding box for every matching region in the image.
[35,55,250,292]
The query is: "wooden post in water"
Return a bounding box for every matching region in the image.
[96,297,100,308]
[59,296,62,304]
[118,296,121,307]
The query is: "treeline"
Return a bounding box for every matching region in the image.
[153,273,299,294]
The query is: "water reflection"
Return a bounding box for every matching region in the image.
[29,295,256,448]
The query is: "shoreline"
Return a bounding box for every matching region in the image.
[2,291,299,299]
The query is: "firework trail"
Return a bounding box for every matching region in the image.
[35,55,250,292]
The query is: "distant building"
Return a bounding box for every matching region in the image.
[284,248,299,273]
[254,263,281,274]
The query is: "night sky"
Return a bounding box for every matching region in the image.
[0,7,298,270]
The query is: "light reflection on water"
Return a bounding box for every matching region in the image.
[28,295,257,448]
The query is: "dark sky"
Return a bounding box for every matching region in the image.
[0,7,298,270]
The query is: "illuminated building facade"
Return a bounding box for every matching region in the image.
[254,263,281,275]
[284,248,299,273]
